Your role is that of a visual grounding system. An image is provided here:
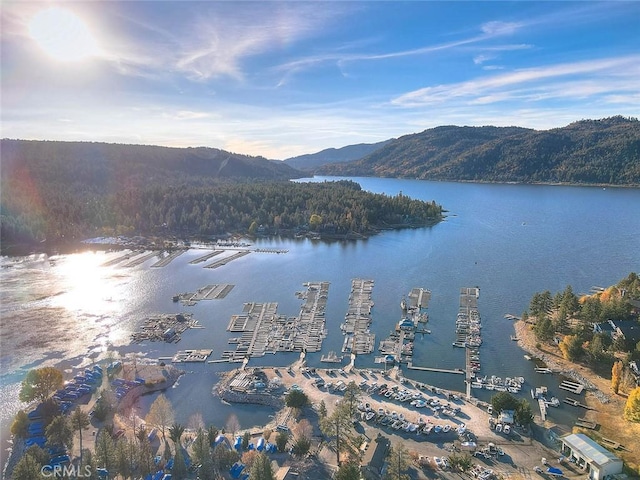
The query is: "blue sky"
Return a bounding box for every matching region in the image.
[2,1,639,159]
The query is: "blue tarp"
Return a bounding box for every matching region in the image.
[257,437,265,451]
[234,436,242,450]
[547,467,563,476]
[214,434,225,445]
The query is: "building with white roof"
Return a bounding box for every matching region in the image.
[560,433,623,480]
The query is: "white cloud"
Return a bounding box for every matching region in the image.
[392,55,640,107]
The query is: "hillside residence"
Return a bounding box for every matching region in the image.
[361,434,391,479]
[560,434,623,480]
[593,319,640,344]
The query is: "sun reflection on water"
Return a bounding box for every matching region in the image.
[49,251,126,315]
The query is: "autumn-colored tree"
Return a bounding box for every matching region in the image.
[19,367,63,403]
[623,387,640,422]
[559,335,583,361]
[611,360,624,394]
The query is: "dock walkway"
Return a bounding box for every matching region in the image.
[340,279,375,355]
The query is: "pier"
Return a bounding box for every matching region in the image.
[459,287,481,398]
[407,287,431,310]
[407,362,464,374]
[340,279,376,354]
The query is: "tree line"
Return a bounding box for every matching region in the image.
[1,178,443,252]
[525,273,640,368]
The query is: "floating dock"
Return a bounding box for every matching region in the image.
[130,313,201,343]
[189,250,223,264]
[223,281,329,360]
[172,349,213,363]
[538,398,547,421]
[564,397,593,409]
[173,283,235,305]
[575,419,597,429]
[151,249,186,267]
[204,250,250,268]
[320,351,344,363]
[340,279,375,355]
[558,380,585,394]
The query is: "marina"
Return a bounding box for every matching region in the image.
[340,279,376,355]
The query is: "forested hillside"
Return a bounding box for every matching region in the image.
[284,140,390,171]
[0,139,443,252]
[317,117,640,185]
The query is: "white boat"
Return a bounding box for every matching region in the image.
[442,424,451,433]
[457,424,466,435]
[365,411,375,421]
[409,423,418,433]
[545,397,560,407]
[503,424,511,435]
[434,425,442,433]
[495,423,502,433]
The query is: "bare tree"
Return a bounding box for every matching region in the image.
[145,394,174,441]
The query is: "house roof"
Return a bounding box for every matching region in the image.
[562,433,622,468]
[612,320,640,342]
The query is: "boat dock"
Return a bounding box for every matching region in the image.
[340,279,376,355]
[171,349,213,363]
[122,250,160,267]
[101,249,145,267]
[407,362,464,375]
[575,419,597,429]
[173,283,235,305]
[130,313,201,343]
[189,250,223,264]
[459,287,481,398]
[320,351,344,363]
[558,380,585,394]
[407,287,431,310]
[204,250,251,268]
[151,249,186,267]
[223,282,329,360]
[538,398,547,421]
[564,397,593,409]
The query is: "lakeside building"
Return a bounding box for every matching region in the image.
[560,433,623,480]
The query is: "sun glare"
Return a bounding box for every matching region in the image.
[28,7,100,62]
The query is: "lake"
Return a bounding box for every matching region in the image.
[1,177,639,468]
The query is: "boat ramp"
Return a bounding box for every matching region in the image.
[223,282,329,361]
[340,279,376,355]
